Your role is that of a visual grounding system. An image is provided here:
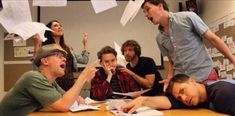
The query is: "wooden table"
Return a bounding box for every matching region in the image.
[28,104,228,116]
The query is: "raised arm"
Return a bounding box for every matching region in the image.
[47,60,98,112]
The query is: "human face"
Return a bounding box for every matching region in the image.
[142,2,163,25]
[45,52,66,77]
[51,21,64,37]
[123,47,137,62]
[172,80,200,106]
[100,53,117,72]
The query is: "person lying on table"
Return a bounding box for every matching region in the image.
[121,74,235,115]
[90,46,141,101]
[0,44,98,116]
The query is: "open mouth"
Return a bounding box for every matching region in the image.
[148,17,153,22]
[60,63,65,69]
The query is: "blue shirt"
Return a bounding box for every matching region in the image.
[157,12,214,82]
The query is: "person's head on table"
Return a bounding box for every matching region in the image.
[165,74,207,106]
[121,74,235,115]
[0,44,98,116]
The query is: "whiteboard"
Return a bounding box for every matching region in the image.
[39,1,163,68]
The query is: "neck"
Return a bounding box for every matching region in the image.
[129,56,139,68]
[40,68,56,84]
[198,84,208,103]
[53,36,61,45]
[160,11,169,33]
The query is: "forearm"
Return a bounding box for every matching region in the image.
[60,74,87,109]
[131,73,153,88]
[142,96,171,110]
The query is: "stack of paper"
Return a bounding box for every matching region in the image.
[69,101,100,112]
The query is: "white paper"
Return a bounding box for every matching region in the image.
[6,22,52,41]
[0,0,32,32]
[114,41,127,66]
[120,0,138,26]
[113,89,151,98]
[91,0,117,14]
[84,97,106,104]
[33,0,67,7]
[130,0,144,22]
[69,101,100,112]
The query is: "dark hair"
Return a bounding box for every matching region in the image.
[43,20,70,52]
[121,40,141,57]
[97,46,117,61]
[141,0,169,11]
[165,74,190,95]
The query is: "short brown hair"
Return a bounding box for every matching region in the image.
[141,0,169,11]
[165,74,190,95]
[121,40,141,57]
[97,46,117,61]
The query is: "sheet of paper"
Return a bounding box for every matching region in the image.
[84,97,106,104]
[91,0,117,14]
[6,22,52,41]
[0,0,32,32]
[130,0,144,22]
[33,0,67,7]
[120,0,138,26]
[113,89,151,98]
[114,41,127,66]
[69,101,100,112]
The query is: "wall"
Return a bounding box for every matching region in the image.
[2,0,235,100]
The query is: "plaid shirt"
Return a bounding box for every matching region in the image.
[90,68,140,101]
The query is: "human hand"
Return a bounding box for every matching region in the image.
[159,78,170,92]
[101,62,114,76]
[77,96,86,104]
[80,60,99,82]
[82,32,88,50]
[119,67,134,76]
[120,97,145,114]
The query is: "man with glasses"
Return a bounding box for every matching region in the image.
[141,0,235,90]
[0,44,98,116]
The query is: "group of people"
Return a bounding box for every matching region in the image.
[1,0,235,115]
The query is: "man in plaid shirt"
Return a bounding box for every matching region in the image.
[90,46,141,101]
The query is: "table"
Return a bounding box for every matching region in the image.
[28,103,228,116]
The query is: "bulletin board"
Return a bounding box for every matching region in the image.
[4,38,34,91]
[206,12,235,79]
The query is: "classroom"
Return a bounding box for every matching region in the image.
[0,0,235,115]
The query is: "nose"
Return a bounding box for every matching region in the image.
[180,94,187,102]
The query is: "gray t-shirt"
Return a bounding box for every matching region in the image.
[0,71,65,116]
[157,11,214,82]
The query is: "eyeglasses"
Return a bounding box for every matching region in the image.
[47,51,66,59]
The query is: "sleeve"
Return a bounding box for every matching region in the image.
[188,12,209,36]
[167,95,189,109]
[125,74,141,92]
[145,58,157,75]
[156,35,169,56]
[26,74,62,107]
[75,50,89,64]
[90,70,113,101]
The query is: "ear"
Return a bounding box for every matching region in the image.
[41,58,49,66]
[188,78,197,85]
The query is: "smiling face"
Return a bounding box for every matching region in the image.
[172,79,201,106]
[50,21,64,37]
[142,2,164,25]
